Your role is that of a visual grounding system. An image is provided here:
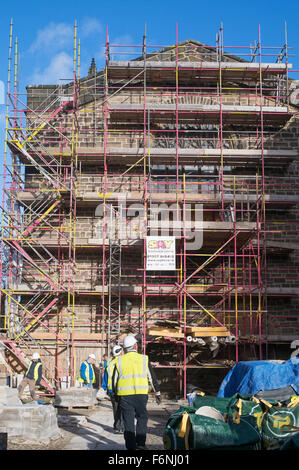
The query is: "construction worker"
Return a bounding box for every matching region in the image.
[112,334,161,451]
[78,353,96,388]
[107,344,124,433]
[100,354,108,390]
[18,352,42,402]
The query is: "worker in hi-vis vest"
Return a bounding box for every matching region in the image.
[112,334,161,450]
[78,353,96,388]
[107,344,124,433]
[18,352,43,402]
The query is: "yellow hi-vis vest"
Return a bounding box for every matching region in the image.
[107,357,117,391]
[25,361,42,382]
[116,352,149,396]
[78,361,96,384]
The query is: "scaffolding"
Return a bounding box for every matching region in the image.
[0,21,299,397]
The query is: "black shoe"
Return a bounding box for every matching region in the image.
[136,445,148,450]
[113,428,123,434]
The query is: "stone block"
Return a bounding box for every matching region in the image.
[0,386,22,406]
[0,404,60,441]
[54,386,98,408]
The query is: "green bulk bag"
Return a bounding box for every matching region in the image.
[163,406,195,451]
[163,406,261,450]
[193,393,264,428]
[192,394,233,414]
[226,394,266,428]
[280,432,299,450]
[261,398,299,450]
[190,414,261,450]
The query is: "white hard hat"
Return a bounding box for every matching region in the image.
[32,352,40,360]
[112,345,123,356]
[123,335,137,349]
[88,353,96,359]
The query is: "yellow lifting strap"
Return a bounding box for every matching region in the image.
[287,396,299,407]
[259,399,273,409]
[252,397,260,404]
[233,410,240,424]
[232,398,242,424]
[236,398,242,414]
[178,412,191,450]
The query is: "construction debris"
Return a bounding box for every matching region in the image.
[57,415,89,427]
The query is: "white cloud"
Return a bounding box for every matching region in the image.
[27,20,137,84]
[30,52,74,85]
[29,18,103,54]
[29,22,73,53]
[81,18,102,37]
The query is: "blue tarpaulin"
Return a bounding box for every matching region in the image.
[217,358,299,398]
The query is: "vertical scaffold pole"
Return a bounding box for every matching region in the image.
[183,173,187,399]
[102,26,109,355]
[0,19,13,332]
[175,22,182,395]
[233,176,238,362]
[142,25,147,355]
[219,23,224,221]
[258,24,267,359]
[285,22,289,110]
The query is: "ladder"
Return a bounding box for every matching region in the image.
[107,205,122,352]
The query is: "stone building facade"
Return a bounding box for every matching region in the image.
[2,39,299,395]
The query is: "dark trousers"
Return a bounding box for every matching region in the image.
[119,394,148,450]
[110,395,124,432]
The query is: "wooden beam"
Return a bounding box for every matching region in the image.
[186,327,229,337]
[147,327,184,338]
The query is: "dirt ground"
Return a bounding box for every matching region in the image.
[7,398,181,451]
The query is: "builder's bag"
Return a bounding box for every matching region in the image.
[163,405,261,450]
[279,432,299,450]
[258,396,299,450]
[193,392,264,426]
[192,393,234,414]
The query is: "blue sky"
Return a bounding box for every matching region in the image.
[0,0,299,166]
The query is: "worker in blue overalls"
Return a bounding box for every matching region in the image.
[78,353,96,388]
[100,354,108,391]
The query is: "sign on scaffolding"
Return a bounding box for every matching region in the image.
[146,236,176,271]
